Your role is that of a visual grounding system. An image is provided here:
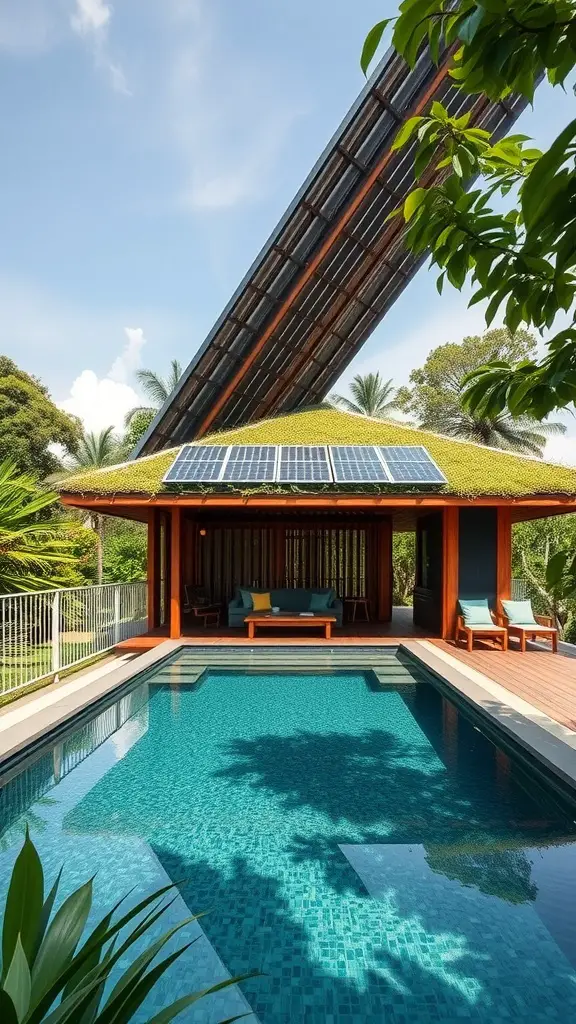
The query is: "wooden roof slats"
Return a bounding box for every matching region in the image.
[135,48,530,456]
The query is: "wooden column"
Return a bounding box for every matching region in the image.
[170,506,182,639]
[496,506,512,612]
[442,507,459,639]
[147,509,159,631]
[376,518,392,622]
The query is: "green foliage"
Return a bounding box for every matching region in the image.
[0,357,81,480]
[362,0,576,419]
[392,533,415,605]
[103,524,147,583]
[329,373,399,418]
[65,428,123,473]
[0,461,77,594]
[0,829,254,1024]
[512,517,576,628]
[397,329,565,455]
[122,410,156,455]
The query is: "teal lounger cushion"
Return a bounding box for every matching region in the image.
[459,599,494,626]
[501,599,537,625]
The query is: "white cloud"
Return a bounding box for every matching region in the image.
[58,326,147,432]
[70,0,130,94]
[108,327,146,384]
[59,370,140,433]
[70,0,111,35]
[167,1,302,212]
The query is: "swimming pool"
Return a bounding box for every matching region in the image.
[1,649,576,1022]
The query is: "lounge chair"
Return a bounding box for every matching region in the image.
[456,599,508,652]
[500,599,558,653]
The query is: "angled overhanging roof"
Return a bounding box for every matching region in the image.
[135,46,529,457]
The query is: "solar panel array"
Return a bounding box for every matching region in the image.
[164,444,446,485]
[381,445,447,483]
[278,446,332,483]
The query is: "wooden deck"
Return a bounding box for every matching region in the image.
[434,639,576,732]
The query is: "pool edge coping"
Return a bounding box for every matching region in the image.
[2,639,576,798]
[403,640,576,794]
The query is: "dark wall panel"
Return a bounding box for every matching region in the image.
[413,512,442,634]
[458,508,497,606]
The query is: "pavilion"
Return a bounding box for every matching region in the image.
[60,409,576,641]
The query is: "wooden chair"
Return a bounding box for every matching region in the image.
[500,599,558,653]
[456,599,508,652]
[183,585,221,628]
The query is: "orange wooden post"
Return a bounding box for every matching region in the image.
[496,507,512,614]
[147,509,158,631]
[170,506,182,639]
[442,507,459,639]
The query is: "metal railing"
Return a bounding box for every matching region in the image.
[511,578,527,600]
[0,582,148,695]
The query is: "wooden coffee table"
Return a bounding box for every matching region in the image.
[245,613,336,640]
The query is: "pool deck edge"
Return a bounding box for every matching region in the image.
[405,640,576,793]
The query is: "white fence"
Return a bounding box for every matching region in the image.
[0,582,148,695]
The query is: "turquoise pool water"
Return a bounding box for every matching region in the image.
[1,650,576,1022]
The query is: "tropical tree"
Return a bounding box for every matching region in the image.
[0,461,75,593]
[125,360,183,429]
[330,372,398,418]
[392,533,416,605]
[0,356,81,479]
[397,330,565,456]
[62,428,123,583]
[361,0,576,422]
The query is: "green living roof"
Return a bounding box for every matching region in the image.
[60,408,576,499]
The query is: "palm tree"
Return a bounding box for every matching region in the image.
[329,373,399,418]
[433,409,565,458]
[125,360,183,426]
[0,461,74,593]
[63,427,122,583]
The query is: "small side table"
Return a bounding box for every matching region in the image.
[344,597,371,623]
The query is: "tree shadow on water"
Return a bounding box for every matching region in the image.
[154,847,497,1024]
[216,728,514,844]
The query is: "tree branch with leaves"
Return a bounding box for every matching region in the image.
[362,0,576,421]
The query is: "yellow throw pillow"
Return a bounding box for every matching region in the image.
[251,592,271,612]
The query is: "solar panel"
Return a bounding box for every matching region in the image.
[163,445,228,483]
[221,446,277,482]
[329,446,390,483]
[278,446,332,482]
[378,446,446,483]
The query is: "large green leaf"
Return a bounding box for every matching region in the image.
[360,19,392,75]
[145,974,261,1024]
[3,937,31,1023]
[32,870,62,965]
[2,829,44,974]
[522,119,576,229]
[30,880,93,1009]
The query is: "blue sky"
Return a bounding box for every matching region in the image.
[1,0,575,460]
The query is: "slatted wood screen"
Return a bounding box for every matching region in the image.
[188,521,391,620]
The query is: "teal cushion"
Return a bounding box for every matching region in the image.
[459,599,493,626]
[501,599,537,625]
[309,592,330,612]
[238,588,253,610]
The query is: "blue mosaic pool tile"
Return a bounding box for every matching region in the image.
[1,661,576,1023]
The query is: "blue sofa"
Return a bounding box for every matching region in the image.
[228,587,343,627]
